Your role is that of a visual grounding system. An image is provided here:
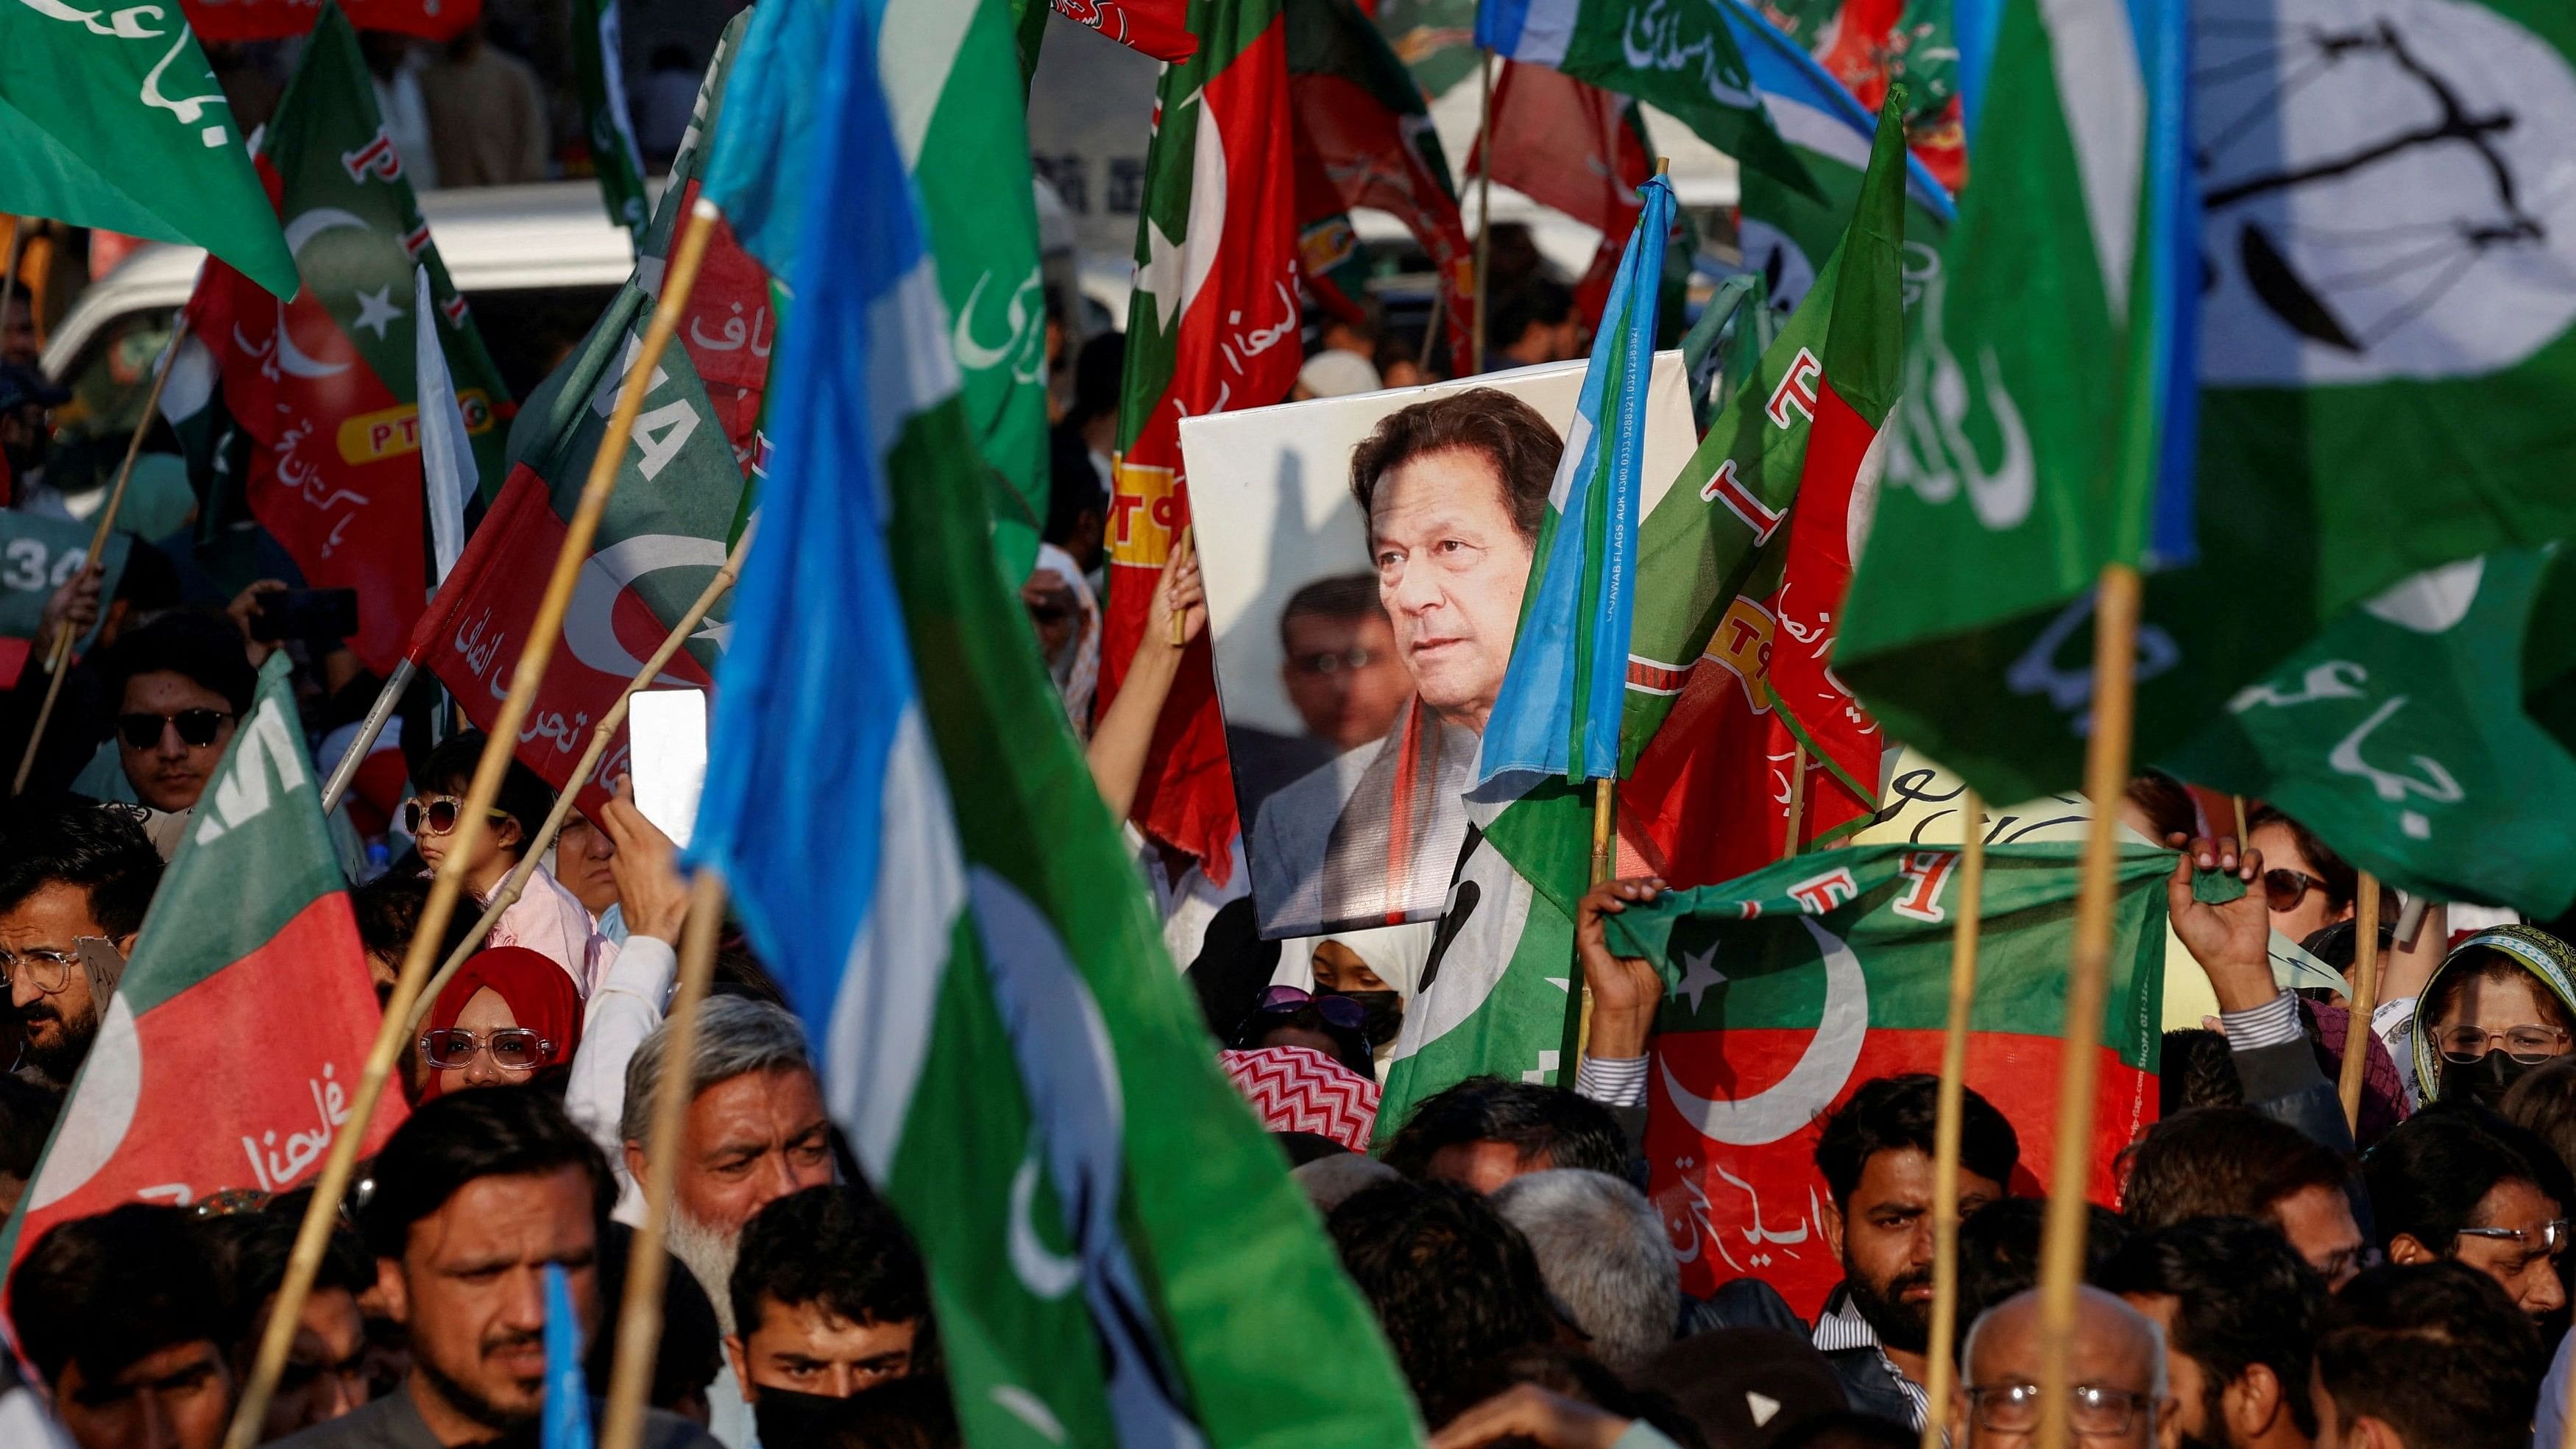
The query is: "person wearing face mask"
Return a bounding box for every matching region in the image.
[1271,922,1430,1077]
[2402,925,2576,1108]
[724,1186,936,1449]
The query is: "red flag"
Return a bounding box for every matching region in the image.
[1761,381,1886,851]
[1050,0,1197,62]
[1471,62,1649,328]
[183,0,478,42]
[1100,0,1301,881]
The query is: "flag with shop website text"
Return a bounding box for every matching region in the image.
[692,7,1420,1442]
[2,656,399,1275]
[1100,0,1302,880]
[1607,843,2165,1314]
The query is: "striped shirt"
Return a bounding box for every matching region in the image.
[1811,1290,1933,1431]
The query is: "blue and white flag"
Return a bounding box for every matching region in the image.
[540,1264,591,1449]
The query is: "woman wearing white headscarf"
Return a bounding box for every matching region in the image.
[1023,542,1101,737]
[1273,921,1434,1078]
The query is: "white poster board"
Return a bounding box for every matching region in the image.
[1181,352,1695,938]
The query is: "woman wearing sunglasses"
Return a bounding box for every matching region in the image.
[406,731,617,997]
[416,946,582,1099]
[1228,985,1379,1080]
[2405,925,2576,1108]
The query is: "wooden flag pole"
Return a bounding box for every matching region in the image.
[1472,51,1495,369]
[1166,523,1192,646]
[398,525,751,1037]
[2033,562,2141,1449]
[2338,873,2382,1132]
[222,200,723,1449]
[1920,790,1986,1449]
[1780,743,1808,861]
[600,867,726,1449]
[15,319,189,796]
[2231,793,2248,845]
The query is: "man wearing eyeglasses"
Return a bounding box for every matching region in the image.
[0,801,162,1089]
[105,612,256,815]
[1952,1285,2176,1448]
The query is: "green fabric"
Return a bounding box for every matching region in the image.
[571,0,651,240]
[2162,549,2576,918]
[0,512,130,651]
[1543,0,1817,200]
[0,1,297,298]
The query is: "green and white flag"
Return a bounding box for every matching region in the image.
[571,0,650,240]
[1841,0,2576,806]
[2164,549,2576,921]
[696,8,1421,1445]
[0,3,297,298]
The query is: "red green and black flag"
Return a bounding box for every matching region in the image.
[1605,841,2167,1315]
[1101,0,1301,879]
[169,0,512,675]
[404,22,754,812]
[2,656,400,1274]
[1287,0,1474,378]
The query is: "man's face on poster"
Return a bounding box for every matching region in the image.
[1280,606,1409,751]
[1367,446,1535,736]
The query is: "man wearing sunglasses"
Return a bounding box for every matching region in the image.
[0,801,162,1088]
[106,612,255,815]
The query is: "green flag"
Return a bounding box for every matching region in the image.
[0,5,297,299]
[570,0,650,240]
[2162,549,2576,920]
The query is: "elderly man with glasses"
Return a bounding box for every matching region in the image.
[0,801,161,1088]
[1953,1285,2176,1448]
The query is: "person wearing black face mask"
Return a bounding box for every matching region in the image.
[2404,926,2576,1109]
[726,1186,938,1449]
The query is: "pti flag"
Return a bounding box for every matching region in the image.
[1604,843,2167,1314]
[1287,0,1476,380]
[0,0,297,300]
[1833,0,2576,809]
[1471,63,1652,331]
[1376,178,1674,1134]
[1044,0,1197,63]
[166,1,513,676]
[1100,0,1302,878]
[691,6,1421,1443]
[2164,549,2576,921]
[3,656,399,1271]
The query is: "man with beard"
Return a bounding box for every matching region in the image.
[620,996,834,1448]
[2109,1216,2326,1449]
[0,801,160,1089]
[1811,1074,2020,1431]
[275,1086,715,1449]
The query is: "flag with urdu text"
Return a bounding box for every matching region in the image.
[692,6,1422,1443]
[0,0,297,300]
[406,32,752,813]
[2162,549,2576,921]
[1287,0,1477,380]
[1841,0,2576,808]
[1605,843,2166,1315]
[1376,177,1674,1136]
[571,0,651,240]
[3,656,399,1274]
[167,1,512,676]
[1757,0,1967,190]
[1100,0,1303,880]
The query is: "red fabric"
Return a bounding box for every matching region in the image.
[422,946,583,1097]
[182,0,478,41]
[1050,0,1197,63]
[1472,63,1649,331]
[1288,67,1476,379]
[1222,1045,1380,1153]
[1762,380,1883,851]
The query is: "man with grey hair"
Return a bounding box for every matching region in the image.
[1953,1285,2173,1448]
[1488,1168,1677,1373]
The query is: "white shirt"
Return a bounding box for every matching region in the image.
[565,933,676,1221]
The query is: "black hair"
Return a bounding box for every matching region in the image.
[1228,997,1374,1078]
[0,1074,62,1184]
[199,1210,374,1362]
[105,608,255,718]
[411,730,556,857]
[729,1186,933,1348]
[0,798,163,940]
[2315,1261,2540,1449]
[2362,1100,2571,1255]
[1276,572,1385,648]
[2106,1216,2326,1438]
[112,541,181,613]
[1435,1345,1710,1446]
[1814,1074,2017,1210]
[1069,331,1125,428]
[2122,1106,2350,1232]
[359,1085,616,1261]
[1769,1414,1919,1449]
[588,1222,723,1413]
[11,1204,224,1386]
[1380,1076,1627,1181]
[2157,1030,2244,1116]
[2123,770,2198,842]
[2501,1055,2576,1183]
[2246,804,2360,914]
[1348,389,1562,548]
[820,1375,963,1449]
[1326,1178,1558,1428]
[1489,277,1575,353]
[1954,1197,2130,1361]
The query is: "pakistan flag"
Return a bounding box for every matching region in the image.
[1840,0,2576,808]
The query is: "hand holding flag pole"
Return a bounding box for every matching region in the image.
[13,319,191,796]
[1920,791,1986,1449]
[222,201,726,1449]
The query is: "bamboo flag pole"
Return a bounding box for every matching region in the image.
[1472,51,1495,368]
[1919,790,1986,1449]
[1780,743,1808,861]
[15,319,189,795]
[397,527,751,1036]
[600,867,726,1449]
[2338,873,2382,1131]
[2033,562,2142,1449]
[1166,523,1192,646]
[2232,794,2248,845]
[222,201,724,1449]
